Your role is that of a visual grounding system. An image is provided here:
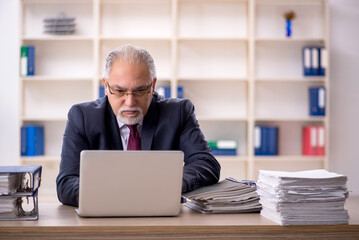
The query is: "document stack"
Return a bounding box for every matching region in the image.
[43,12,75,35]
[183,177,261,214]
[257,169,349,225]
[0,165,42,221]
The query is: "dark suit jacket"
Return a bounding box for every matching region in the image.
[56,93,221,207]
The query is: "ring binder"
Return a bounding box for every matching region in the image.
[0,165,42,221]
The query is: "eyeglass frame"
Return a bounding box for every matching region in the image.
[106,80,154,98]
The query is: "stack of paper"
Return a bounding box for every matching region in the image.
[257,169,349,225]
[43,12,75,35]
[0,173,20,195]
[183,178,261,213]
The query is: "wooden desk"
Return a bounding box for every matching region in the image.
[1,197,359,240]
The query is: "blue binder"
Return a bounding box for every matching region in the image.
[27,46,35,76]
[157,86,171,98]
[255,126,278,156]
[21,126,44,156]
[211,149,237,156]
[99,85,105,98]
[177,85,184,99]
[309,87,326,116]
[303,46,324,76]
[303,47,312,76]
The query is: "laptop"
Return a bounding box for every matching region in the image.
[76,150,184,217]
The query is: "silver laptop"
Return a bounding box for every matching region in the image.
[76,150,184,217]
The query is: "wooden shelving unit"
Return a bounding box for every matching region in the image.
[19,0,329,194]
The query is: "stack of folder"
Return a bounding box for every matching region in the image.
[208,140,238,156]
[43,12,75,35]
[0,165,42,221]
[183,178,261,214]
[256,169,349,225]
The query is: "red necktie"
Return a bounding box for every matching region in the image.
[127,124,141,150]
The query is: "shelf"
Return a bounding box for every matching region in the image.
[198,116,247,121]
[215,155,247,162]
[19,0,330,184]
[255,117,326,122]
[20,155,61,162]
[22,116,67,121]
[22,36,94,41]
[178,37,248,41]
[179,77,247,82]
[99,36,171,41]
[254,77,326,82]
[254,155,325,162]
[21,76,93,81]
[178,0,248,39]
[100,0,171,39]
[255,37,325,42]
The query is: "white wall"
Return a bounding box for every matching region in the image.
[0,0,19,165]
[0,0,358,195]
[329,0,359,195]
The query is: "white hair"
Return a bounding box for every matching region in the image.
[103,44,157,82]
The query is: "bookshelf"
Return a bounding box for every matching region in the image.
[19,0,329,194]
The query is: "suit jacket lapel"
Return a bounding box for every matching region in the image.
[105,98,124,150]
[141,96,158,150]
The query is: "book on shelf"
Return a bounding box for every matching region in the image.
[156,86,171,98]
[208,140,237,156]
[302,46,326,77]
[99,85,105,98]
[254,126,278,156]
[302,126,325,156]
[20,46,35,77]
[156,85,184,99]
[21,125,44,156]
[257,169,349,226]
[183,177,261,214]
[0,165,42,221]
[309,86,326,116]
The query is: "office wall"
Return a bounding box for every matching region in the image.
[0,0,358,195]
[0,0,19,165]
[328,0,359,195]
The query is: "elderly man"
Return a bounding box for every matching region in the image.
[56,45,221,207]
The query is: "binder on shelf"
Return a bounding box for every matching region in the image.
[177,85,184,99]
[312,47,319,76]
[20,46,28,77]
[309,86,326,116]
[302,126,325,156]
[319,47,327,76]
[317,126,325,156]
[156,86,184,99]
[27,46,35,76]
[156,86,171,98]
[21,126,44,156]
[302,46,325,77]
[254,126,278,156]
[208,140,237,156]
[0,165,42,195]
[20,46,35,77]
[99,85,105,98]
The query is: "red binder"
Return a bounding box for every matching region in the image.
[302,126,317,155]
[302,126,325,156]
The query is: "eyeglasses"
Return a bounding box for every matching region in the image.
[107,81,153,98]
